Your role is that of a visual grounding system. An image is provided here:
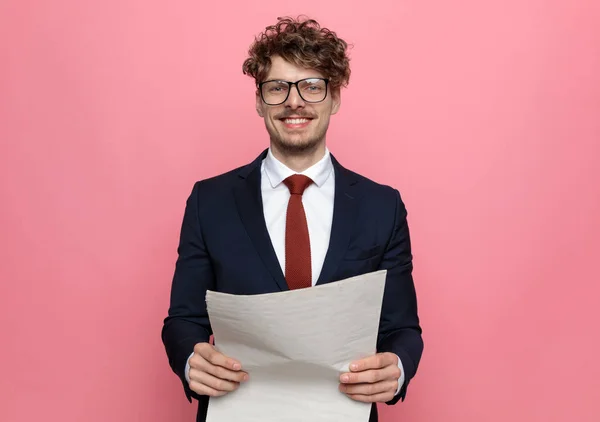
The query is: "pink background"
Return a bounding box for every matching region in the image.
[1,1,599,421]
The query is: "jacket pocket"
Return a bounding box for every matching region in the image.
[343,243,384,261]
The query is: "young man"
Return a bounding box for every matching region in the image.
[162,16,423,422]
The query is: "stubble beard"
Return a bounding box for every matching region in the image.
[268,120,329,156]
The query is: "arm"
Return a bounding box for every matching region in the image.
[339,189,423,403]
[376,188,423,403]
[161,182,214,402]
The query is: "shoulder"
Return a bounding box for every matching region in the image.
[338,164,408,223]
[189,150,266,196]
[341,165,403,203]
[191,164,248,194]
[181,162,253,221]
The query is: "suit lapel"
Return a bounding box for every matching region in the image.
[234,150,289,291]
[233,150,360,290]
[316,155,360,285]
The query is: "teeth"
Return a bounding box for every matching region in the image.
[284,118,309,124]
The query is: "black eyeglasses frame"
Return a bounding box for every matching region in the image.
[258,78,330,105]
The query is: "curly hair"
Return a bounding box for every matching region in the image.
[242,16,351,89]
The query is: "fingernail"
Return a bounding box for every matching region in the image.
[350,364,358,370]
[341,375,349,382]
[243,374,249,381]
[233,363,241,370]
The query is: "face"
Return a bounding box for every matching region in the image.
[256,55,341,155]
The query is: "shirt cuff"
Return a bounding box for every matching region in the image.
[395,354,405,395]
[184,352,194,383]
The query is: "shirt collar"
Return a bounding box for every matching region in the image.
[264,147,333,189]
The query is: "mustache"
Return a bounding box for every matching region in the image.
[274,111,316,120]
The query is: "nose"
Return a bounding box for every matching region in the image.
[284,84,305,109]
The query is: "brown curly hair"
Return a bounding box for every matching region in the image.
[242,16,351,89]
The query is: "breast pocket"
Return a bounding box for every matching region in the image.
[343,243,384,261]
[335,243,384,281]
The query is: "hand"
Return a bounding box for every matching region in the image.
[338,352,401,403]
[188,342,249,397]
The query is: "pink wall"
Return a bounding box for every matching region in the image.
[1,1,599,421]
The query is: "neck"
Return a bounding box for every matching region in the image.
[269,142,326,173]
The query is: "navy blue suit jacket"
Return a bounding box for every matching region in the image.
[162,149,423,422]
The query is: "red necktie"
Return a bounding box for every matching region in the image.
[283,174,313,290]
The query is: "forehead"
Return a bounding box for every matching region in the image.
[265,55,325,81]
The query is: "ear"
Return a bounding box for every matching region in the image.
[255,91,264,117]
[330,87,341,115]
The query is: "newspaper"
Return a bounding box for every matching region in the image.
[205,270,387,422]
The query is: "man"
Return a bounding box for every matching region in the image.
[162,16,423,422]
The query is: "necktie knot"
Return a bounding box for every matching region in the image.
[284,174,313,195]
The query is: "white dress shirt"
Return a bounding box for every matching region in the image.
[185,148,404,395]
[261,147,335,286]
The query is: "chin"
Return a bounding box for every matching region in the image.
[273,136,322,154]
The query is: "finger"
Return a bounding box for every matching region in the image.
[194,343,242,371]
[344,391,396,403]
[349,352,398,372]
[196,356,249,383]
[188,379,229,397]
[340,364,400,385]
[189,369,240,393]
[339,380,397,396]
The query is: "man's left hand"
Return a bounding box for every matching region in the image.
[338,352,401,403]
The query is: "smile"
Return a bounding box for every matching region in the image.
[284,118,310,124]
[280,117,313,128]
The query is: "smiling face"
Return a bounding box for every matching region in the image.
[256,55,341,156]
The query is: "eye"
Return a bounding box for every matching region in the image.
[269,83,288,93]
[300,79,326,93]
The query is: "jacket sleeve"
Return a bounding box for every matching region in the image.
[161,181,214,402]
[376,188,423,404]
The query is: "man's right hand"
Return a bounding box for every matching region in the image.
[188,342,249,397]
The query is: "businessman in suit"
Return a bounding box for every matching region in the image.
[161,16,423,422]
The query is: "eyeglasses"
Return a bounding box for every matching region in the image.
[259,78,329,105]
